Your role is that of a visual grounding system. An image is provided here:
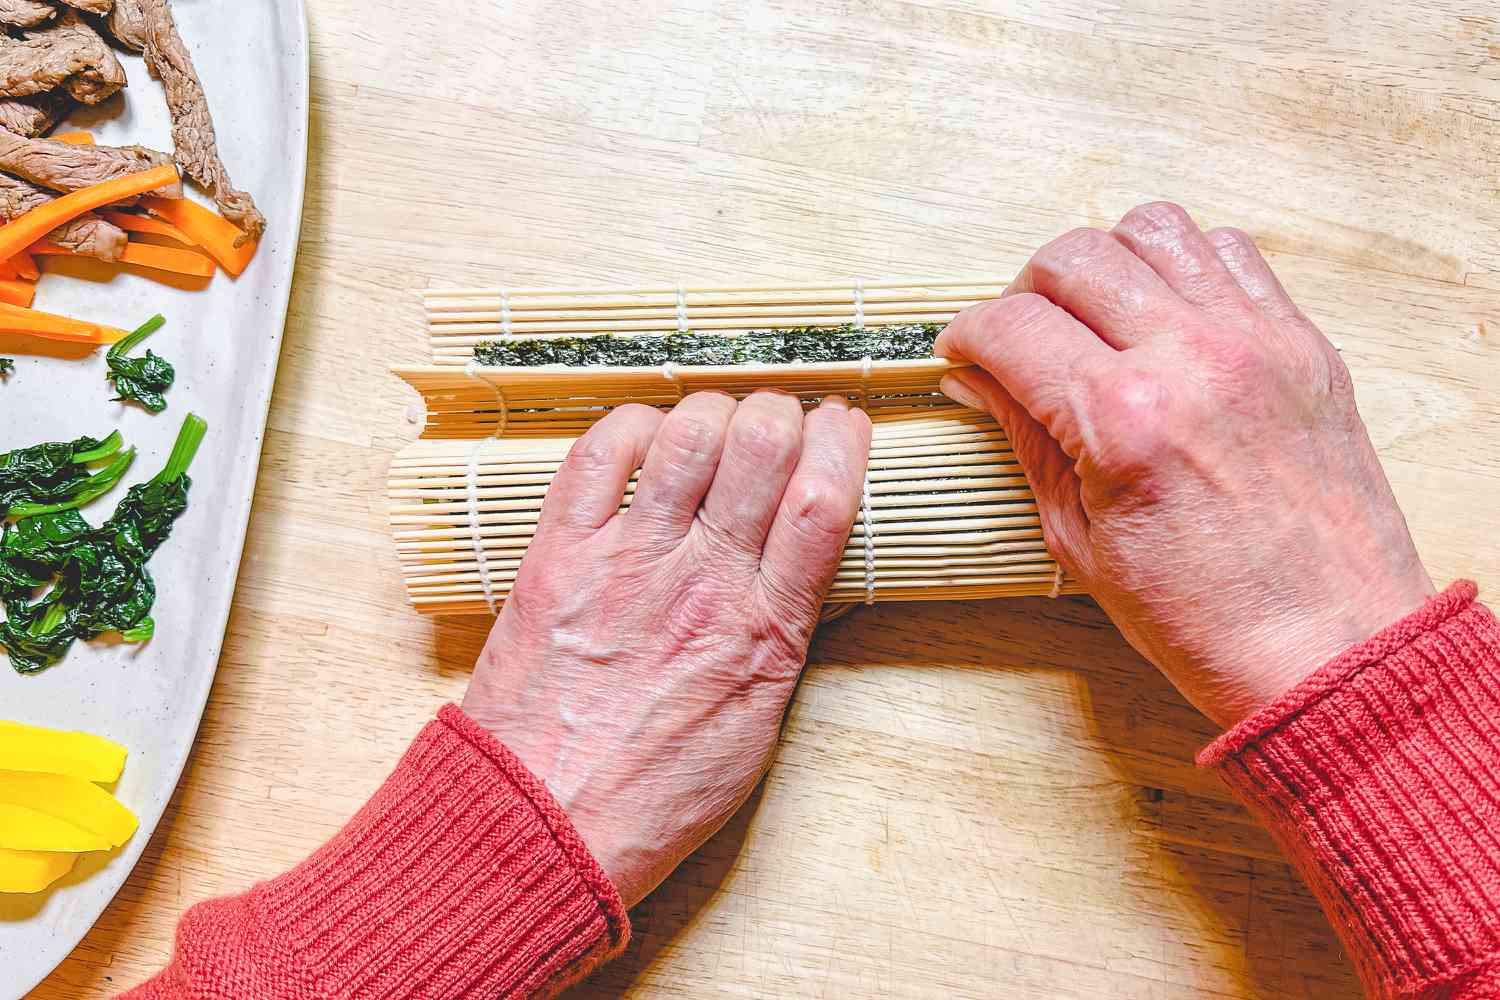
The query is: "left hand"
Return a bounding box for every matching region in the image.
[462,391,872,907]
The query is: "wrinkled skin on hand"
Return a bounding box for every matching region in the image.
[937,202,1434,727]
[463,391,871,907]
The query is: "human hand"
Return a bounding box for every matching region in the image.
[462,391,872,906]
[935,203,1434,727]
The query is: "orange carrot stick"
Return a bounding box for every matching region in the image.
[0,302,125,344]
[30,239,215,279]
[140,195,255,276]
[100,210,196,247]
[52,131,95,145]
[0,279,35,307]
[117,242,214,278]
[0,164,179,265]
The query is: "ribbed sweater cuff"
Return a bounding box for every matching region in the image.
[1201,581,1500,998]
[130,705,629,999]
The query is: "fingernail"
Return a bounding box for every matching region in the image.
[940,374,986,411]
[819,395,850,410]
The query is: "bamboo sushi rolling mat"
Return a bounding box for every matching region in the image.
[392,280,1081,614]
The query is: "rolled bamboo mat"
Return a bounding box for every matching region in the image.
[394,277,1082,616]
[395,359,970,439]
[390,409,1081,615]
[423,277,1006,365]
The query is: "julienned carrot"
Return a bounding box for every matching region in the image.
[52,132,95,145]
[0,279,35,308]
[141,195,255,276]
[101,210,195,247]
[118,242,214,278]
[0,302,125,345]
[31,239,215,279]
[0,164,179,266]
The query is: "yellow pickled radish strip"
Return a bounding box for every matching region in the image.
[0,770,137,847]
[0,802,110,852]
[0,720,127,783]
[0,848,76,893]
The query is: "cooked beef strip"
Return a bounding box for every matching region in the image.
[0,90,71,137]
[106,0,146,52]
[55,0,112,13]
[0,0,57,29]
[0,131,180,197]
[0,10,126,105]
[0,171,126,259]
[136,0,262,242]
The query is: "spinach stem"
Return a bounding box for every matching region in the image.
[108,314,166,361]
[154,413,207,485]
[72,430,124,465]
[8,447,137,518]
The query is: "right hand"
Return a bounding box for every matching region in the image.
[935,202,1434,727]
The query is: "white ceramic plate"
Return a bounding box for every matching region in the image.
[0,3,308,995]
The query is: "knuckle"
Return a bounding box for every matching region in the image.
[1206,226,1253,250]
[781,478,856,544]
[658,412,722,458]
[732,410,801,465]
[1038,227,1114,271]
[1084,367,1177,478]
[564,432,625,474]
[614,402,657,419]
[990,292,1057,333]
[1201,330,1272,385]
[1121,201,1194,238]
[1091,367,1172,429]
[1304,339,1353,399]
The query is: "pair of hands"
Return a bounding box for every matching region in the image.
[461,202,1433,907]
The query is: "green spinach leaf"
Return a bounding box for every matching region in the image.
[0,413,206,674]
[106,314,175,413]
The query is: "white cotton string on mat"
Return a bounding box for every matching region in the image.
[1049,563,1065,600]
[500,286,512,336]
[464,439,499,614]
[860,468,877,604]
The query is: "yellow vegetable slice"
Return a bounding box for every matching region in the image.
[0,770,137,848]
[0,720,127,783]
[0,803,109,852]
[0,848,76,893]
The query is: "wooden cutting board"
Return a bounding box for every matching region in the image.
[27,2,1500,998]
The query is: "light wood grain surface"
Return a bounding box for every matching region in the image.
[29,2,1500,997]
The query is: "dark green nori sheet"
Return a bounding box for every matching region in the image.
[472,323,944,367]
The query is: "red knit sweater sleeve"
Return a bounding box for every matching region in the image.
[118,705,630,1000]
[1201,581,1500,999]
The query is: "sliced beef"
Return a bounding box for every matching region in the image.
[0,171,126,260]
[0,90,71,137]
[55,0,112,13]
[0,1,58,29]
[106,0,146,52]
[0,131,180,197]
[136,0,262,242]
[0,10,126,105]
